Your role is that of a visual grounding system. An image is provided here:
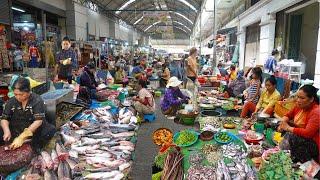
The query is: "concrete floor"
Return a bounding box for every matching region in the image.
[130,98,190,180]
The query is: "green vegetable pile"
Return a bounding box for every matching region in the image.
[175,130,197,146]
[152,171,162,180]
[154,148,174,169]
[258,151,300,180]
[215,132,232,143]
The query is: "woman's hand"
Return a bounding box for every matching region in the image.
[3,129,11,142]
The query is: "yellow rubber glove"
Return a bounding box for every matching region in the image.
[10,128,33,150]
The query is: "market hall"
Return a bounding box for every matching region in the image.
[0,0,319,179]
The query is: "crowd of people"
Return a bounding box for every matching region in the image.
[1,37,319,166]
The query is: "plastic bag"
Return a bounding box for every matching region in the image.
[279,132,291,150]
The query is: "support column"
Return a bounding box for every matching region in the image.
[258,14,276,66]
[314,2,320,88]
[237,27,246,69]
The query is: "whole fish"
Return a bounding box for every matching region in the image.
[100,141,120,147]
[119,162,131,171]
[56,143,69,161]
[119,141,134,147]
[86,157,116,165]
[84,171,122,179]
[57,161,72,180]
[80,137,100,146]
[108,123,137,131]
[71,144,100,154]
[85,152,114,158]
[51,149,59,170]
[61,132,78,146]
[30,156,42,169]
[111,131,135,138]
[44,170,58,180]
[86,166,119,172]
[85,149,105,154]
[68,150,79,159]
[41,151,54,170]
[110,173,125,180]
[110,145,134,151]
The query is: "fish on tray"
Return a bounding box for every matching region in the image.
[44,169,58,180]
[84,171,124,179]
[41,151,54,170]
[110,131,135,138]
[51,150,59,170]
[61,132,79,146]
[71,144,100,154]
[57,161,72,180]
[56,143,69,161]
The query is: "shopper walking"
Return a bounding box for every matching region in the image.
[55,36,78,84]
[264,49,279,75]
[186,47,198,83]
[13,47,24,71]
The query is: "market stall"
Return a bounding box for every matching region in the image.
[0,85,141,179]
[151,85,308,180]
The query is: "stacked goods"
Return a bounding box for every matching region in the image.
[161,149,184,180]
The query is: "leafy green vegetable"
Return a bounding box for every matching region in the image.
[258,151,300,180]
[152,171,162,180]
[175,130,196,146]
[154,148,174,169]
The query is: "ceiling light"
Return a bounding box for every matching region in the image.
[174,12,193,25]
[12,7,25,12]
[178,0,197,12]
[134,16,144,25]
[144,21,161,32]
[116,0,135,14]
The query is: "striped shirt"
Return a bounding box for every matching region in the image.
[248,79,261,104]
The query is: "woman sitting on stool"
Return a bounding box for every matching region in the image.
[161,76,189,116]
[133,79,155,117]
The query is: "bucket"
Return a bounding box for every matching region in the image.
[200,110,222,117]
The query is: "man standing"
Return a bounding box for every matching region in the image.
[55,37,78,84]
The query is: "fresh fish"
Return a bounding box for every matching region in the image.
[86,166,119,172]
[71,144,100,154]
[119,162,131,171]
[51,149,59,170]
[57,161,72,180]
[61,132,78,145]
[68,150,79,159]
[85,149,105,154]
[41,151,54,170]
[74,129,87,136]
[85,152,114,158]
[81,137,100,146]
[44,170,58,180]
[66,158,85,174]
[84,171,122,179]
[38,155,47,172]
[110,173,124,180]
[111,131,135,138]
[119,141,134,147]
[110,145,134,151]
[100,141,120,147]
[86,157,116,164]
[56,143,69,161]
[108,123,136,131]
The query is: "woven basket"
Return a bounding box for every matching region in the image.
[274,100,295,118]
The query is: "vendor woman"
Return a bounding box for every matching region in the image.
[253,75,281,116]
[161,76,189,116]
[0,78,56,150]
[133,79,155,116]
[79,62,98,99]
[278,85,320,163]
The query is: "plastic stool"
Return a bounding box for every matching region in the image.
[144,114,156,122]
